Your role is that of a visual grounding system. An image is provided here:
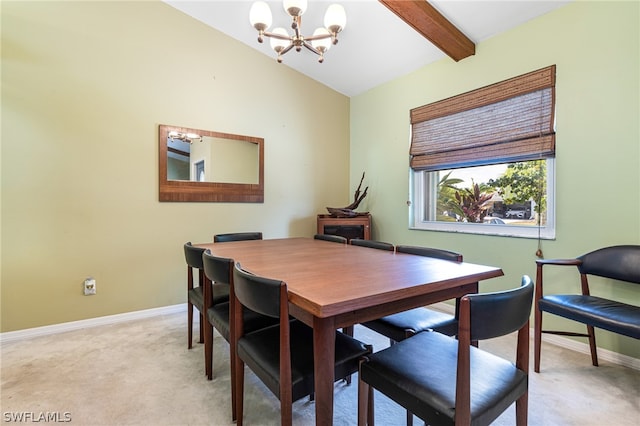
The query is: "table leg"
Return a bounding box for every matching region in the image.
[313,315,335,426]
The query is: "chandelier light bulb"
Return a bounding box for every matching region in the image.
[270,27,290,52]
[283,0,307,17]
[249,1,272,36]
[311,28,331,51]
[324,4,346,38]
[312,28,331,63]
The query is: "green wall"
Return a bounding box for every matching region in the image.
[2,0,639,361]
[1,1,350,331]
[350,1,639,358]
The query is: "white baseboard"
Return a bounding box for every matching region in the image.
[0,304,186,344]
[430,302,639,371]
[2,302,638,371]
[540,331,640,370]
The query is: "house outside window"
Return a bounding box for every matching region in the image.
[409,66,556,239]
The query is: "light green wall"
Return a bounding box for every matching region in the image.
[1,1,350,331]
[351,1,639,358]
[2,0,639,361]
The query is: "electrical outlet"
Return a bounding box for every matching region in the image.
[84,278,96,295]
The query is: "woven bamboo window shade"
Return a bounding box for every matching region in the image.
[410,65,556,171]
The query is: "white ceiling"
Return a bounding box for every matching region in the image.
[165,0,571,97]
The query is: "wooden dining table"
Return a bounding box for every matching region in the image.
[197,237,503,425]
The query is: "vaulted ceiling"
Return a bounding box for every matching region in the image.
[165,1,571,97]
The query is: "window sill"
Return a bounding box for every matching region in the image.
[409,221,556,240]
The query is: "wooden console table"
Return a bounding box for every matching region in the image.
[317,214,371,241]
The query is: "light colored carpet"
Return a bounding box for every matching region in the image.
[1,311,638,425]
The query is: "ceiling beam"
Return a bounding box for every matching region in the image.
[379,0,475,62]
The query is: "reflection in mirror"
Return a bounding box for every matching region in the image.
[159,125,264,202]
[166,134,259,184]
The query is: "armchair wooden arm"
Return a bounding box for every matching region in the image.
[535,258,584,298]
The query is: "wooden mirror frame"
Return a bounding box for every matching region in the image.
[159,124,264,202]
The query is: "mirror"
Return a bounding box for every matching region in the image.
[159,124,264,202]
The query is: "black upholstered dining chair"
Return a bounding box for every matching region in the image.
[350,238,395,251]
[314,233,348,244]
[184,242,229,350]
[201,250,278,420]
[213,232,263,242]
[361,245,464,344]
[232,263,372,426]
[360,245,464,425]
[358,276,534,426]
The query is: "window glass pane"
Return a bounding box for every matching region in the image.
[437,161,544,224]
[411,159,555,239]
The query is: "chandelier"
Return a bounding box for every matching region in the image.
[168,131,202,144]
[249,1,346,63]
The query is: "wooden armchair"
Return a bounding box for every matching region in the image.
[534,245,640,372]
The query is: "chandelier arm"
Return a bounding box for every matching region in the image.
[301,41,321,56]
[263,31,292,41]
[305,33,332,42]
[279,44,295,56]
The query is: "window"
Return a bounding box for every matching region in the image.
[409,66,556,239]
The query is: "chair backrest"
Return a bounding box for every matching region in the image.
[454,276,533,425]
[351,238,394,251]
[202,249,234,285]
[184,242,206,269]
[314,234,347,244]
[233,263,285,319]
[214,232,263,243]
[396,245,463,262]
[463,275,534,342]
[578,245,640,284]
